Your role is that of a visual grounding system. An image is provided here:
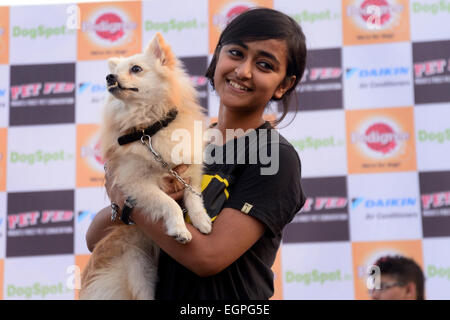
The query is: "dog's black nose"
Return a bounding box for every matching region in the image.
[106,74,117,85]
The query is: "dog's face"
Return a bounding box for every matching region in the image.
[106,33,177,103]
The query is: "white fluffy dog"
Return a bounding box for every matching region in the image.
[80,33,212,300]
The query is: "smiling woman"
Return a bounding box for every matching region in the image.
[86,7,308,300]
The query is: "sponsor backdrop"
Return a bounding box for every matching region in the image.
[0,0,449,300]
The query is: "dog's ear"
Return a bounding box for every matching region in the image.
[145,32,176,68]
[108,57,121,72]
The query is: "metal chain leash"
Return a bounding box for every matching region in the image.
[140,134,203,198]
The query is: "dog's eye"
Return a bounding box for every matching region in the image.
[130,65,142,73]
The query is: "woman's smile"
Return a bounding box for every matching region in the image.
[226,79,252,92]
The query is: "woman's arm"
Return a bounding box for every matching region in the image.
[85,206,121,252]
[86,165,266,277]
[130,205,265,277]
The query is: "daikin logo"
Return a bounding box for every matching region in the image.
[0,88,6,97]
[352,197,417,210]
[78,210,96,223]
[12,25,74,39]
[346,67,409,79]
[78,82,106,94]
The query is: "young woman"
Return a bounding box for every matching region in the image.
[86,7,307,300]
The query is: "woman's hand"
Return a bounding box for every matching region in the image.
[104,163,190,204]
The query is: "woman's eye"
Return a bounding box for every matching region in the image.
[131,65,142,73]
[258,61,273,70]
[228,49,242,57]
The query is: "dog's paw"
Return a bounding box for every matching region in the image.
[191,213,212,234]
[169,229,192,244]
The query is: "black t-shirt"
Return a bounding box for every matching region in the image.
[155,121,306,300]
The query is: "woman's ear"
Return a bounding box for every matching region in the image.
[273,75,296,99]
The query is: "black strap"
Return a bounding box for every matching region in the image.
[120,197,136,225]
[117,108,178,146]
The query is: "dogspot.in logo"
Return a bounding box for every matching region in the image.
[427,264,450,281]
[291,136,345,152]
[346,0,404,30]
[417,128,450,144]
[145,18,206,33]
[6,282,73,299]
[290,8,340,24]
[412,1,450,15]
[82,8,137,46]
[12,25,75,40]
[9,150,74,165]
[285,269,352,286]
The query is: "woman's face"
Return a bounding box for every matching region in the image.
[213,38,295,113]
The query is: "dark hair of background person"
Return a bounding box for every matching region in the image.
[205,7,307,127]
[374,255,425,300]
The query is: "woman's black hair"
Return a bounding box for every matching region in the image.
[205,7,307,126]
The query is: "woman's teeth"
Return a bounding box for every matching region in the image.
[228,80,249,91]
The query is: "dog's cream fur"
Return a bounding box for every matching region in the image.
[80,33,211,300]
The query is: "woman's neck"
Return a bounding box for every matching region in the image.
[216,104,265,141]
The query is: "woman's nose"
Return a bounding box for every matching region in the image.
[234,60,252,80]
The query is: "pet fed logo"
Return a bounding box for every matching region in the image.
[6,190,74,257]
[9,63,75,126]
[413,40,450,104]
[288,48,342,111]
[283,176,349,243]
[420,171,450,237]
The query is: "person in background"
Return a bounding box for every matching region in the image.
[369,255,425,300]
